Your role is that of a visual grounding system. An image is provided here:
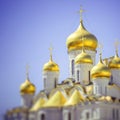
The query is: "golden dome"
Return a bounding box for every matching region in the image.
[20,79,36,95]
[66,20,98,52]
[75,49,93,64]
[43,56,59,72]
[91,54,111,79]
[108,51,120,69]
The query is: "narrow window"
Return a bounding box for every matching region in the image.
[77,70,79,81]
[86,112,90,119]
[71,60,74,75]
[41,114,45,120]
[88,71,90,83]
[54,78,57,88]
[68,112,71,120]
[113,109,115,120]
[44,78,46,89]
[116,109,119,119]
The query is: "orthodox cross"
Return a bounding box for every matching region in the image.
[77,6,85,21]
[114,40,119,56]
[49,45,53,61]
[98,43,103,55]
[26,64,30,79]
[114,40,119,51]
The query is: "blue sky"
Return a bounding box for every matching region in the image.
[0,0,120,118]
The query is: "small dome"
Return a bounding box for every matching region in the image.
[66,20,98,52]
[108,51,120,69]
[43,58,59,72]
[20,79,36,95]
[75,49,93,64]
[91,54,111,79]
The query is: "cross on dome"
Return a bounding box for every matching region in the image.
[98,43,103,62]
[77,6,85,21]
[49,45,53,61]
[26,64,30,79]
[98,43,103,55]
[115,40,119,52]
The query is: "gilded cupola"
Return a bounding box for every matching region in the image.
[91,53,111,79]
[43,48,60,72]
[66,17,98,52]
[20,66,36,95]
[75,48,93,64]
[108,50,120,69]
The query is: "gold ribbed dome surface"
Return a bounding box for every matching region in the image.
[30,97,47,112]
[108,52,120,69]
[64,90,84,106]
[20,79,36,95]
[43,91,67,107]
[66,20,98,52]
[75,49,93,64]
[91,56,111,79]
[43,58,59,72]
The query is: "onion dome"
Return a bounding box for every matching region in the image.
[75,49,93,64]
[108,50,120,69]
[66,20,98,52]
[43,54,59,72]
[20,79,36,95]
[91,54,111,79]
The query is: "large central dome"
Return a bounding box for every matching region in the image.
[66,20,98,52]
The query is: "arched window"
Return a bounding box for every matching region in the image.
[88,71,90,83]
[68,112,71,120]
[116,109,119,119]
[77,70,79,81]
[41,113,45,120]
[44,78,46,89]
[86,112,90,119]
[71,60,74,75]
[54,78,57,88]
[110,75,113,84]
[112,109,115,120]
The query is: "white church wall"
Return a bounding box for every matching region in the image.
[111,69,120,87]
[37,108,62,120]
[107,86,120,99]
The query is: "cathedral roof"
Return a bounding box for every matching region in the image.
[64,90,84,106]
[43,91,67,108]
[66,20,98,52]
[30,97,47,112]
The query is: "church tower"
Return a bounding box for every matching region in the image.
[91,53,111,96]
[66,8,98,79]
[74,47,93,85]
[42,48,60,94]
[108,46,120,87]
[20,66,36,108]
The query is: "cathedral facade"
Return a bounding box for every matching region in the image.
[4,11,120,120]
